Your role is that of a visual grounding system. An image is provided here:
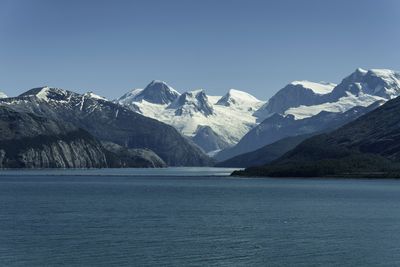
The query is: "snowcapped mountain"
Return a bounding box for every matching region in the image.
[285,92,384,120]
[216,89,262,111]
[216,68,400,161]
[291,80,336,94]
[283,68,400,120]
[215,101,383,162]
[328,68,400,100]
[256,68,400,121]
[254,81,336,120]
[0,86,212,166]
[168,89,214,116]
[0,92,7,98]
[118,80,180,105]
[116,82,265,153]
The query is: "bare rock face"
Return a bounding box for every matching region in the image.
[168,90,214,117]
[132,80,180,105]
[0,87,212,166]
[191,125,229,153]
[0,106,108,168]
[102,141,167,168]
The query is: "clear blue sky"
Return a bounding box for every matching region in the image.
[1,0,399,100]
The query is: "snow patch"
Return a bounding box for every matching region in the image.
[85,92,107,101]
[216,89,263,110]
[119,88,266,146]
[36,87,51,101]
[290,80,336,94]
[285,92,385,120]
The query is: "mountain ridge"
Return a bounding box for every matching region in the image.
[233,93,400,177]
[116,81,265,152]
[216,68,400,161]
[1,86,212,166]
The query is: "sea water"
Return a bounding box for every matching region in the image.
[1,168,400,266]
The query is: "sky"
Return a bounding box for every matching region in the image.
[0,0,400,100]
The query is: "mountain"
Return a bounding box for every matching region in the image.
[216,89,263,111]
[0,105,166,168]
[254,81,336,120]
[216,133,315,168]
[0,87,212,166]
[118,80,180,105]
[217,68,400,161]
[216,102,383,161]
[233,95,400,178]
[282,68,400,119]
[168,89,214,116]
[117,82,265,152]
[191,125,230,155]
[327,68,400,101]
[255,69,400,121]
[101,141,166,168]
[0,105,108,168]
[0,92,7,98]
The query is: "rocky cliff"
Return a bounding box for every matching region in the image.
[0,87,212,166]
[0,106,108,168]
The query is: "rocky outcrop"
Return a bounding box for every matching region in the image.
[102,141,167,168]
[191,125,229,153]
[168,90,214,117]
[0,87,213,166]
[0,106,108,168]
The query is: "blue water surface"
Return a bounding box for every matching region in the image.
[1,168,399,266]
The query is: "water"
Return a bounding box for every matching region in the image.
[1,168,400,266]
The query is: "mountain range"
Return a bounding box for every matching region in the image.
[217,68,400,161]
[0,67,399,170]
[116,81,265,154]
[0,87,212,167]
[233,94,400,177]
[115,68,400,163]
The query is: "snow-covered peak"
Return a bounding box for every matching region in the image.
[128,80,180,105]
[169,89,214,116]
[345,68,400,83]
[36,86,51,101]
[170,89,207,106]
[115,88,143,105]
[84,92,107,101]
[285,92,386,120]
[0,91,7,98]
[330,68,400,100]
[18,86,71,102]
[116,86,263,151]
[367,69,400,86]
[18,87,111,106]
[256,68,400,121]
[254,81,336,119]
[368,68,397,76]
[290,80,336,94]
[355,67,368,74]
[217,89,262,105]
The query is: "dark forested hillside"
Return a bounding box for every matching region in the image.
[233,96,400,177]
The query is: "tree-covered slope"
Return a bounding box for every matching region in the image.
[234,96,400,177]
